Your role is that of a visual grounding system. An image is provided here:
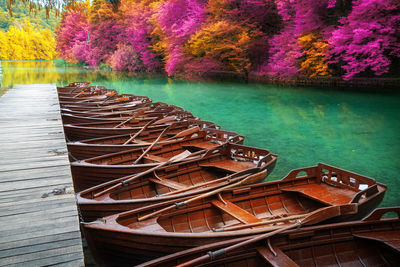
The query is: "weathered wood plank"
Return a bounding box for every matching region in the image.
[0,176,72,192]
[0,84,84,266]
[0,231,82,252]
[0,245,83,266]
[0,159,70,172]
[5,252,84,267]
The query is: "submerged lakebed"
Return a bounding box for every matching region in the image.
[2,60,399,208]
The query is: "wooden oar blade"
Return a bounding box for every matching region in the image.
[170,150,192,163]
[170,126,200,139]
[302,204,358,226]
[154,116,176,124]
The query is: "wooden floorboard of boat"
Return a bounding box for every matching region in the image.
[0,84,84,266]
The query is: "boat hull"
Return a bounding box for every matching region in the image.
[82,203,379,267]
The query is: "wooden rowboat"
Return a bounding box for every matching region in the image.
[71,142,277,192]
[58,88,117,102]
[139,207,400,267]
[67,121,220,159]
[81,163,385,265]
[59,94,150,108]
[63,113,195,141]
[60,101,167,116]
[76,143,275,221]
[57,82,91,94]
[61,108,191,124]
[77,169,268,222]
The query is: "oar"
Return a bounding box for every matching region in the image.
[132,126,172,163]
[91,101,146,112]
[133,125,200,164]
[159,168,261,197]
[93,150,192,198]
[176,205,347,267]
[113,116,137,128]
[122,118,158,145]
[90,106,149,116]
[137,170,266,222]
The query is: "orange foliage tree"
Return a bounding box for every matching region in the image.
[298,33,331,77]
[185,20,258,74]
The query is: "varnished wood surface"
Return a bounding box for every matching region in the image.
[0,84,84,266]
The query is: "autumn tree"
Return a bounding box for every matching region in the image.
[55,7,90,63]
[87,0,124,66]
[298,33,331,77]
[154,0,207,75]
[329,0,400,79]
[185,20,257,74]
[116,0,161,72]
[0,30,8,59]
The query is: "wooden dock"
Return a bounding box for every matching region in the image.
[0,84,84,266]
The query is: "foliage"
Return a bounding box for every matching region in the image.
[329,0,400,79]
[108,43,144,72]
[53,0,400,80]
[86,0,123,66]
[155,0,207,75]
[298,33,331,77]
[55,6,89,63]
[118,0,161,72]
[0,21,55,60]
[185,20,257,73]
[0,0,58,31]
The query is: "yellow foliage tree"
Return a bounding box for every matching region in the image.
[1,20,56,60]
[0,30,9,59]
[298,33,331,77]
[185,20,257,73]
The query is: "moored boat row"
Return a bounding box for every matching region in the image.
[56,82,395,266]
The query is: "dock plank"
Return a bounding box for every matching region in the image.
[0,84,84,266]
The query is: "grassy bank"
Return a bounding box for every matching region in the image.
[0,88,10,97]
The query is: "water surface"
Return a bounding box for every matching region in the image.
[1,60,399,207]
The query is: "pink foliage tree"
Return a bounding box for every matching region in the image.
[87,21,125,66]
[109,44,145,72]
[119,1,161,72]
[156,0,207,76]
[260,0,333,77]
[55,11,90,63]
[329,0,400,79]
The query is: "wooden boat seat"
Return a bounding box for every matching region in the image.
[353,230,400,251]
[256,246,298,267]
[148,177,187,190]
[144,154,168,163]
[211,199,262,224]
[183,141,219,150]
[282,183,356,206]
[200,160,255,173]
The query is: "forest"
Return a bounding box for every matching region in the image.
[0,0,57,60]
[55,0,400,80]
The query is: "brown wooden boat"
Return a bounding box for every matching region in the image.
[61,108,191,125]
[59,93,149,108]
[60,101,167,116]
[71,142,277,192]
[68,126,241,159]
[67,121,220,159]
[77,168,268,222]
[57,82,92,94]
[58,88,118,104]
[57,86,107,98]
[63,112,195,141]
[138,207,400,267]
[81,163,385,265]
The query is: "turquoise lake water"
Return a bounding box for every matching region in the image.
[1,60,399,208]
